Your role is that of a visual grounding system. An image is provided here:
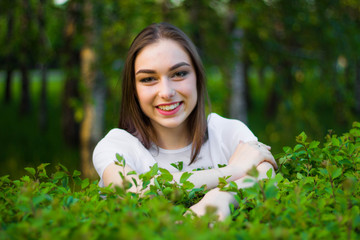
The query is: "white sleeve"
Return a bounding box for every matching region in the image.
[207,113,258,165]
[92,129,156,185]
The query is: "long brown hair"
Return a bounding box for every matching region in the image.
[119,22,209,164]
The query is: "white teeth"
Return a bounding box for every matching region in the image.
[158,102,180,111]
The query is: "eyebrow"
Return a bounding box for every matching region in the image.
[135,62,191,75]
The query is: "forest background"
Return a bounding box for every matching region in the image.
[0,0,359,180]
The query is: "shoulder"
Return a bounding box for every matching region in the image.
[103,128,140,143]
[207,113,257,143]
[93,128,144,156]
[93,128,154,183]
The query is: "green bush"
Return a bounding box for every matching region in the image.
[1,122,359,239]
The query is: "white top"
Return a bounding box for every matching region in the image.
[92,113,257,187]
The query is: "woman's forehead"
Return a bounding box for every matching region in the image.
[134,39,192,72]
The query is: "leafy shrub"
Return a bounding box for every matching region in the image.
[1,123,359,239]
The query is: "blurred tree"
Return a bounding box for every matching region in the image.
[61,0,82,147]
[19,0,36,115]
[1,1,16,104]
[37,0,49,131]
[80,0,105,179]
[184,0,204,55]
[227,0,248,123]
[356,61,360,115]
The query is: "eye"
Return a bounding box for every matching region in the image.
[139,77,156,83]
[172,71,188,79]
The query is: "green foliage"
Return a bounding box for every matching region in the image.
[1,123,360,239]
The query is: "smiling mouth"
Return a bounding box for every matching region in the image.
[157,102,181,111]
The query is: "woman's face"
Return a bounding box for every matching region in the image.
[134,39,197,135]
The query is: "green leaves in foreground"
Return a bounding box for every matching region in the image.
[0,122,359,239]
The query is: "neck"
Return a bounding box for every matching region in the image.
[153,123,191,150]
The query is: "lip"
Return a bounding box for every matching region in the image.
[156,101,183,116]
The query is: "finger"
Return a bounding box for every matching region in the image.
[257,141,271,151]
[258,151,278,169]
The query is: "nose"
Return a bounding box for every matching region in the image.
[158,78,175,99]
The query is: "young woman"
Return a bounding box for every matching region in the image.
[93,22,277,220]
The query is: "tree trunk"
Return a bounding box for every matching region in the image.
[265,60,293,118]
[227,4,248,123]
[4,69,14,104]
[19,0,32,115]
[186,0,203,56]
[355,60,360,116]
[39,64,48,130]
[80,0,104,179]
[229,29,247,123]
[38,0,48,131]
[20,65,31,115]
[3,7,15,104]
[61,0,81,147]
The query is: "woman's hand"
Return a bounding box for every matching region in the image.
[188,188,234,221]
[226,141,277,180]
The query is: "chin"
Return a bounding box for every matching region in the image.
[156,118,186,129]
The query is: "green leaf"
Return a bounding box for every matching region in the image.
[266,168,273,179]
[53,171,67,181]
[158,168,173,182]
[353,121,360,128]
[116,154,125,166]
[182,181,194,190]
[229,181,238,189]
[154,178,161,190]
[246,166,259,178]
[331,167,342,179]
[348,143,355,155]
[21,175,31,182]
[33,195,47,206]
[58,163,69,172]
[118,171,125,180]
[350,129,360,137]
[0,175,10,184]
[309,141,320,149]
[274,173,284,183]
[73,170,81,177]
[127,171,137,176]
[234,194,241,204]
[243,178,255,183]
[294,144,304,152]
[265,185,278,199]
[81,178,89,189]
[319,168,328,176]
[296,132,307,143]
[162,187,173,196]
[149,163,159,177]
[24,167,36,177]
[332,137,340,147]
[37,163,50,179]
[283,146,292,154]
[180,172,193,184]
[131,177,138,188]
[170,161,183,171]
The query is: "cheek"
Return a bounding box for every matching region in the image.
[186,78,198,102]
[136,85,155,109]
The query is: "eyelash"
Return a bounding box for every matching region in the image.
[139,77,156,83]
[139,71,188,83]
[172,71,188,79]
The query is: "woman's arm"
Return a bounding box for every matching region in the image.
[188,161,275,220]
[102,141,277,194]
[102,160,256,193]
